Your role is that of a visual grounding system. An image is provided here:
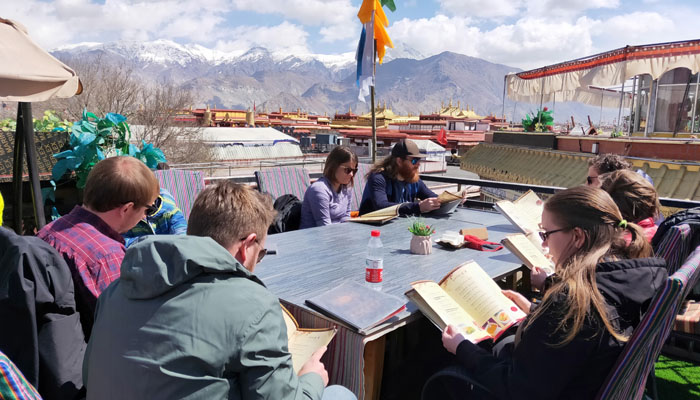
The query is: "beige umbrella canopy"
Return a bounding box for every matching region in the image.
[0,18,82,101]
[1,17,82,233]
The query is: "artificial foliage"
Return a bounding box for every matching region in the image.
[408,218,436,236]
[522,107,554,132]
[52,109,166,188]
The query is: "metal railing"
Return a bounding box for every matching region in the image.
[420,174,700,209]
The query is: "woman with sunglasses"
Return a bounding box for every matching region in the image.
[300,146,359,228]
[435,186,667,400]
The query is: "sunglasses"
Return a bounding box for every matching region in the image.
[342,166,359,175]
[240,236,268,264]
[406,157,421,165]
[145,196,162,217]
[539,227,569,242]
[586,176,598,185]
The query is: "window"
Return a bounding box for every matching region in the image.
[654,68,698,133]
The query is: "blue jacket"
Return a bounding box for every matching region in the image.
[123,188,187,247]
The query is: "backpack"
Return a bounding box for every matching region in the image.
[268,194,302,234]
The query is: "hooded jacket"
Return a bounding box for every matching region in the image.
[83,235,324,400]
[453,257,667,400]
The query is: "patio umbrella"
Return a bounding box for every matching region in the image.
[0,17,82,233]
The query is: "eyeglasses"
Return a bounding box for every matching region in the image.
[342,166,359,175]
[539,227,570,242]
[586,176,598,185]
[145,197,162,217]
[240,236,268,264]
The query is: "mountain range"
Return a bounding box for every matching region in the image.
[51,40,616,123]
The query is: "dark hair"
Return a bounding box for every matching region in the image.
[588,154,631,174]
[600,169,660,222]
[525,186,652,346]
[323,146,358,187]
[83,156,159,212]
[187,181,276,250]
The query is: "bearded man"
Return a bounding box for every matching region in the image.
[359,139,441,216]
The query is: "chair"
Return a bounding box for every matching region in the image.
[349,163,372,211]
[595,245,700,400]
[254,166,311,201]
[154,169,206,221]
[0,350,42,400]
[654,223,692,276]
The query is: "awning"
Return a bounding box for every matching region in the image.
[506,39,700,107]
[0,18,82,101]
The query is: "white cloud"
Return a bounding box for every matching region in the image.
[438,0,525,19]
[230,0,356,41]
[213,22,311,56]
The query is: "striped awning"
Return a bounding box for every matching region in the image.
[506,39,700,107]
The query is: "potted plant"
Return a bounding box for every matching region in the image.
[408,218,435,255]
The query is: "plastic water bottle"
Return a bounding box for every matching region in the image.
[365,230,383,289]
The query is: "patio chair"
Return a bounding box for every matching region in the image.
[595,245,700,400]
[653,223,692,276]
[154,169,206,221]
[254,166,311,201]
[349,163,372,211]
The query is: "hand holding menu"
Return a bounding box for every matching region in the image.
[405,261,527,343]
[281,305,337,373]
[350,204,400,224]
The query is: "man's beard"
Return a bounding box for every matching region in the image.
[398,161,420,183]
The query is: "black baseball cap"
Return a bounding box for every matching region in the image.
[391,139,426,158]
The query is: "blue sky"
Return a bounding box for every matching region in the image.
[1,0,699,69]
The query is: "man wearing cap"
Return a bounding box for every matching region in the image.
[359,139,441,216]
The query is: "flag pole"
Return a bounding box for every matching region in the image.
[371,39,377,163]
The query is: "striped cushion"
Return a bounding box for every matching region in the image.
[349,163,372,212]
[596,245,700,400]
[154,169,206,221]
[0,351,41,400]
[654,224,692,275]
[674,300,700,335]
[255,167,311,201]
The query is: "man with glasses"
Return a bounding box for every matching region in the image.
[37,156,159,337]
[359,139,441,216]
[83,181,356,400]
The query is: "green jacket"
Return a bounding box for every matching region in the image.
[83,235,324,400]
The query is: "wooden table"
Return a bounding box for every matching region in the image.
[257,207,524,399]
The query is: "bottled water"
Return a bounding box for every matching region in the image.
[365,230,383,289]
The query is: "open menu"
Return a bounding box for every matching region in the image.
[432,191,462,215]
[350,204,400,224]
[281,305,337,373]
[405,261,527,343]
[493,190,544,234]
[501,233,555,275]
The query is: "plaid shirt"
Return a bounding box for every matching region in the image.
[37,206,125,334]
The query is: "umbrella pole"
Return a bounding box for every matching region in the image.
[12,106,25,234]
[371,39,377,163]
[21,102,46,229]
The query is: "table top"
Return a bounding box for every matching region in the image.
[257,207,523,334]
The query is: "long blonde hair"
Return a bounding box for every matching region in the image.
[525,186,653,346]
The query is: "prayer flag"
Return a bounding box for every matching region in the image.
[380,0,396,12]
[437,127,448,146]
[356,17,375,103]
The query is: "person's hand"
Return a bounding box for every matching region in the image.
[531,266,547,292]
[442,325,468,355]
[502,290,531,314]
[298,346,329,386]
[419,197,441,213]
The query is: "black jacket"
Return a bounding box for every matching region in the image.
[454,257,667,400]
[0,228,86,399]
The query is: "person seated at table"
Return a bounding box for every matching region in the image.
[300,146,358,228]
[83,181,356,400]
[600,169,660,243]
[437,186,667,400]
[359,139,441,216]
[586,153,631,187]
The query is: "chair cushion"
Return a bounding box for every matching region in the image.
[674,300,700,335]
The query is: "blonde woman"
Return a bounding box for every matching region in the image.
[437,187,667,400]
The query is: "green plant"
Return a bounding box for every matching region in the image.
[408,218,435,236]
[52,109,166,188]
[522,107,554,132]
[0,110,72,132]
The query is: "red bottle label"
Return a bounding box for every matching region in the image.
[366,267,383,283]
